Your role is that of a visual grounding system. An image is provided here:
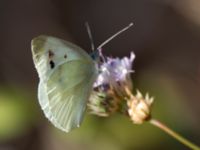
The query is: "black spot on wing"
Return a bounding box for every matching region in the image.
[48,50,55,69]
[49,60,55,69]
[64,54,67,59]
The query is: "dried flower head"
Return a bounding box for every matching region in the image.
[126,90,154,124]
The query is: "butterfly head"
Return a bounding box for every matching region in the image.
[90,50,99,60]
[90,49,106,65]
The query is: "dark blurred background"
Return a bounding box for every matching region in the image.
[0,0,200,150]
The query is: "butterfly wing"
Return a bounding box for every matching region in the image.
[31,35,93,82]
[32,35,97,132]
[38,80,55,122]
[46,60,96,131]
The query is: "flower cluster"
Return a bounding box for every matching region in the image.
[88,52,135,116]
[94,52,135,95]
[88,52,154,124]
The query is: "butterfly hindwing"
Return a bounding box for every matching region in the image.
[38,81,54,122]
[46,60,96,132]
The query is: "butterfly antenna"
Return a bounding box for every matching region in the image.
[85,22,95,51]
[97,23,133,50]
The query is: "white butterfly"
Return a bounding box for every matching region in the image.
[31,23,133,133]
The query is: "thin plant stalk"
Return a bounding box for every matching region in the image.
[149,118,200,150]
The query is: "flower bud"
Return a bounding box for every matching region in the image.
[127,90,154,124]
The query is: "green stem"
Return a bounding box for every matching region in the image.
[149,118,200,150]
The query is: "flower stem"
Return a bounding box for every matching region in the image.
[149,118,200,150]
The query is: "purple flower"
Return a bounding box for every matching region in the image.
[88,52,136,117]
[94,52,135,95]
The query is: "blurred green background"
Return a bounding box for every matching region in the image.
[0,0,200,149]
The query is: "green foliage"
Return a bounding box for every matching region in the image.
[0,86,39,141]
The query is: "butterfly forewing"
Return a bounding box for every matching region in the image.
[31,35,93,82]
